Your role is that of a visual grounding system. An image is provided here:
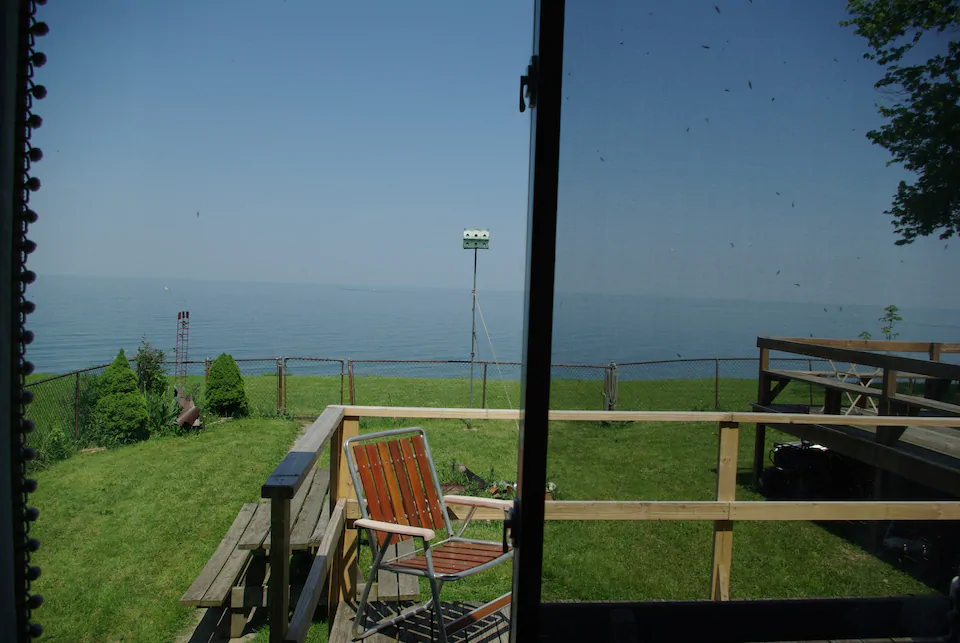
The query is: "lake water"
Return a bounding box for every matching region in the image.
[26,275,960,374]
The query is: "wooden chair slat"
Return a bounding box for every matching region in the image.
[353,444,385,523]
[411,434,445,529]
[364,443,397,546]
[387,439,422,528]
[376,441,411,535]
[399,437,434,529]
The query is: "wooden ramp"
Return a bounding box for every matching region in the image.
[329,601,510,643]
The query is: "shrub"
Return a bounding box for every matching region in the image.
[93,391,149,447]
[29,424,76,470]
[145,390,180,437]
[134,337,167,396]
[99,350,138,397]
[205,353,248,417]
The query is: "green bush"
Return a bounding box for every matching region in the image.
[98,350,138,397]
[205,353,248,417]
[134,338,168,396]
[145,391,180,437]
[93,391,149,447]
[29,424,76,470]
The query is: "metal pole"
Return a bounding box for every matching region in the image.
[468,248,478,428]
[481,362,488,409]
[75,372,81,441]
[714,358,720,410]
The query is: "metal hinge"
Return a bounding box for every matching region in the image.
[504,499,520,551]
[519,56,539,113]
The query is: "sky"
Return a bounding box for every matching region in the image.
[29,0,960,309]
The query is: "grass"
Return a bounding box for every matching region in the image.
[31,374,938,642]
[31,418,303,643]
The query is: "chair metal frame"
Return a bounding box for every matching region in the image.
[345,427,513,641]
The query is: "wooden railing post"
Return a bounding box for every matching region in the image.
[710,420,738,601]
[328,415,359,623]
[752,349,770,487]
[269,496,292,643]
[348,361,355,405]
[929,343,942,362]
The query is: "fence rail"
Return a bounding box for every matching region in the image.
[259,405,960,642]
[24,350,956,447]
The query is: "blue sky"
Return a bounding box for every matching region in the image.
[30,1,959,309]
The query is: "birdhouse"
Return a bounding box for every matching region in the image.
[463,229,490,250]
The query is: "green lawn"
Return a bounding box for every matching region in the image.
[31,418,304,643]
[30,375,936,643]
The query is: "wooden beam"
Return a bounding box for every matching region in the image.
[728,501,960,521]
[267,497,291,643]
[710,421,738,601]
[780,338,937,352]
[328,416,359,622]
[262,406,344,500]
[347,498,960,523]
[757,337,960,381]
[285,499,345,643]
[754,351,771,488]
[337,405,959,428]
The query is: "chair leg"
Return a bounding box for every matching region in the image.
[427,574,448,643]
[354,536,393,638]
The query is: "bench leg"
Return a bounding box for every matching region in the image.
[752,423,766,490]
[230,554,267,639]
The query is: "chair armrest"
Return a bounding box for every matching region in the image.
[444,495,513,511]
[354,519,435,541]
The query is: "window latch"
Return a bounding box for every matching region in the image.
[504,499,520,551]
[519,56,539,113]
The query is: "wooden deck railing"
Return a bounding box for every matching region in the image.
[261,405,960,643]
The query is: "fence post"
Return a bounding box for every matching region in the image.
[282,357,288,414]
[714,358,720,410]
[481,363,488,409]
[74,372,80,441]
[808,359,814,406]
[339,360,345,405]
[710,420,739,601]
[204,357,210,382]
[348,361,355,405]
[276,358,283,415]
[603,362,618,411]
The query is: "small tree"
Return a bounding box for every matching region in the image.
[134,336,167,396]
[99,349,138,396]
[93,350,149,446]
[857,331,873,341]
[205,353,249,417]
[879,304,903,340]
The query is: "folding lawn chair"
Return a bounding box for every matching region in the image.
[345,427,513,641]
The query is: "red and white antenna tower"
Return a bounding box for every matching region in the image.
[175,311,190,393]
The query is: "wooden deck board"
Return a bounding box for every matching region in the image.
[329,600,510,642]
[180,503,257,606]
[289,468,330,549]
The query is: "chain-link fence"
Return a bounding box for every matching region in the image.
[22,354,886,448]
[283,357,344,418]
[26,364,108,446]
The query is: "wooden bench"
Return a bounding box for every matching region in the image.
[181,468,333,640]
[765,369,883,399]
